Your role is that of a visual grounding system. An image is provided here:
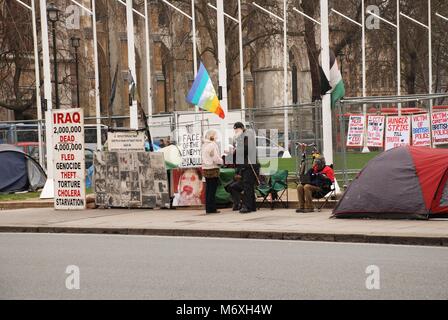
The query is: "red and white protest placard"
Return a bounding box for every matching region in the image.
[385,116,411,151]
[346,115,365,147]
[366,115,385,148]
[53,108,86,210]
[431,111,448,146]
[411,113,431,147]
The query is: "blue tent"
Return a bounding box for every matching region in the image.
[0,144,46,193]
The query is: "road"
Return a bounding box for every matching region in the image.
[0,233,447,300]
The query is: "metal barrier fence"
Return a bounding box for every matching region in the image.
[0,103,323,175]
[4,94,447,190]
[335,93,448,187]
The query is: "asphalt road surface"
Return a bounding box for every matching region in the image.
[1,233,447,300]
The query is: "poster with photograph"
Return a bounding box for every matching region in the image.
[171,168,205,207]
[94,152,170,209]
[385,116,411,151]
[366,116,385,148]
[346,115,365,147]
[412,114,431,147]
[431,111,448,145]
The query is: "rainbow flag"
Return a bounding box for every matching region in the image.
[187,63,225,119]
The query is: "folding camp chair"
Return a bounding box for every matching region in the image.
[256,170,289,210]
[315,182,336,212]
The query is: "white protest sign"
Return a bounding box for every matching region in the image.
[53,108,86,210]
[346,115,365,147]
[385,116,411,151]
[108,131,146,152]
[431,111,448,146]
[411,113,431,147]
[367,115,385,148]
[179,126,202,167]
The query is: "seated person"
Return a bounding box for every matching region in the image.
[296,156,335,213]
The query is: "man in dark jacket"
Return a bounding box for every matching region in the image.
[228,122,259,214]
[296,156,334,213]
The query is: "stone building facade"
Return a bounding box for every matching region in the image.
[3,0,440,132]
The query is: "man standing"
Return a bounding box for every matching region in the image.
[228,122,259,214]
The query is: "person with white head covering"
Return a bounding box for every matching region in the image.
[201,129,223,214]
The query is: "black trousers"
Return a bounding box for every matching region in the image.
[229,168,257,212]
[205,177,219,213]
[241,168,257,211]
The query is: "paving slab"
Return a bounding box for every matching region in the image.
[0,207,447,246]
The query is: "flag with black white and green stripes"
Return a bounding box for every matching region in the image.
[320,50,346,107]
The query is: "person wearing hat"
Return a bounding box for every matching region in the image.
[296,156,334,213]
[227,122,259,214]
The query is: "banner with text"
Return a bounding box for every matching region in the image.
[179,126,202,167]
[53,108,85,210]
[108,131,146,152]
[385,116,411,151]
[346,115,365,147]
[432,111,448,145]
[411,114,431,147]
[366,116,385,148]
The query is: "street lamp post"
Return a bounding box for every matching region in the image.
[47,3,60,109]
[70,37,81,109]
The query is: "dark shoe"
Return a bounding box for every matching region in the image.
[239,208,251,214]
[296,208,305,213]
[207,210,220,214]
[232,206,241,211]
[303,208,315,213]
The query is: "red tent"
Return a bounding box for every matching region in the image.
[333,146,448,219]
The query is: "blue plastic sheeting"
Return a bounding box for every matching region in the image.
[86,165,94,189]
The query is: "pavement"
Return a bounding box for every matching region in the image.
[0,207,447,246]
[1,233,448,299]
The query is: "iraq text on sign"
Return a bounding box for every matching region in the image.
[53,109,86,210]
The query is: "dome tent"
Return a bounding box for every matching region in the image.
[333,146,448,220]
[0,144,46,193]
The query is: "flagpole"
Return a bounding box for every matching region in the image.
[126,0,138,130]
[39,0,55,199]
[428,0,433,115]
[361,0,369,153]
[397,0,401,116]
[161,0,198,113]
[238,0,245,115]
[207,2,245,122]
[15,0,44,167]
[192,0,198,114]
[144,0,153,125]
[217,0,228,153]
[321,0,333,165]
[283,0,289,153]
[252,1,289,153]
[91,0,102,150]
